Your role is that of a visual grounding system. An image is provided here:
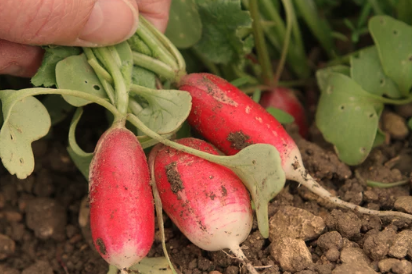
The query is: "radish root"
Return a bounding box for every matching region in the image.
[295,167,412,220]
[229,245,259,274]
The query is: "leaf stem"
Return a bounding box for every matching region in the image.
[95,48,129,117]
[136,18,178,70]
[293,167,412,221]
[132,52,177,81]
[249,0,274,86]
[83,48,115,104]
[367,179,410,188]
[273,0,294,86]
[140,16,186,73]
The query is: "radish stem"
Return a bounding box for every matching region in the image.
[229,245,259,274]
[294,167,412,220]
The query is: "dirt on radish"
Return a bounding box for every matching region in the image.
[0,112,411,274]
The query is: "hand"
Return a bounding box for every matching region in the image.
[0,0,172,77]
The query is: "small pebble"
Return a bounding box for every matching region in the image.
[394,196,412,214]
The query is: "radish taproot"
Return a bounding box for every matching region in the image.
[178,73,412,222]
[89,125,155,273]
[259,87,309,138]
[150,138,258,274]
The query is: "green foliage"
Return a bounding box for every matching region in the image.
[130,87,192,136]
[66,108,93,180]
[165,0,202,49]
[266,107,295,124]
[31,46,81,87]
[193,0,254,65]
[350,46,401,98]
[42,95,74,125]
[55,54,107,106]
[316,71,383,165]
[369,16,412,96]
[0,91,51,179]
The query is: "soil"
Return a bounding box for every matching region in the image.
[1,107,412,274]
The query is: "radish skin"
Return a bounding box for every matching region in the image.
[260,87,309,138]
[150,138,258,274]
[178,73,412,221]
[89,125,155,272]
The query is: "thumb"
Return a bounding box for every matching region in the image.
[0,0,139,47]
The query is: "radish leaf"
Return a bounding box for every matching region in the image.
[66,108,93,180]
[56,54,107,107]
[31,46,81,87]
[165,0,202,49]
[350,46,401,98]
[212,144,285,238]
[266,107,295,124]
[0,91,51,179]
[130,86,192,136]
[132,66,156,89]
[316,72,383,165]
[369,16,412,96]
[194,0,253,64]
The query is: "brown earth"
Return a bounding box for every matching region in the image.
[0,108,412,274]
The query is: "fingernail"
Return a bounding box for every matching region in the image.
[78,0,139,46]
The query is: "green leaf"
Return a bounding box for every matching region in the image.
[316,72,383,166]
[31,46,81,87]
[350,46,402,98]
[55,54,107,107]
[212,144,285,238]
[132,66,156,89]
[194,0,254,64]
[408,117,412,130]
[165,0,202,49]
[0,91,51,179]
[66,108,93,180]
[130,257,174,274]
[369,16,412,96]
[266,107,295,124]
[42,95,74,125]
[131,87,192,136]
[316,65,350,92]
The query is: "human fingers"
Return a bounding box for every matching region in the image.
[137,0,172,33]
[0,0,139,47]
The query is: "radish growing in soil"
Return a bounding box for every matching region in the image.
[150,138,258,274]
[177,73,412,222]
[89,125,155,273]
[260,87,309,138]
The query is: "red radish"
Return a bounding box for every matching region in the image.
[260,87,309,138]
[177,73,412,222]
[150,138,257,274]
[89,125,154,273]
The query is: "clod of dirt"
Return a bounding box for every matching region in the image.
[332,263,378,274]
[395,102,412,118]
[340,247,371,265]
[270,237,313,272]
[379,258,412,274]
[268,206,325,242]
[324,210,362,239]
[0,193,5,208]
[0,234,15,260]
[293,134,352,180]
[334,246,376,274]
[21,260,53,274]
[0,265,19,274]
[363,226,397,261]
[381,111,409,140]
[317,231,343,252]
[25,197,67,241]
[324,248,340,262]
[389,230,412,258]
[394,196,412,214]
[224,265,239,274]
